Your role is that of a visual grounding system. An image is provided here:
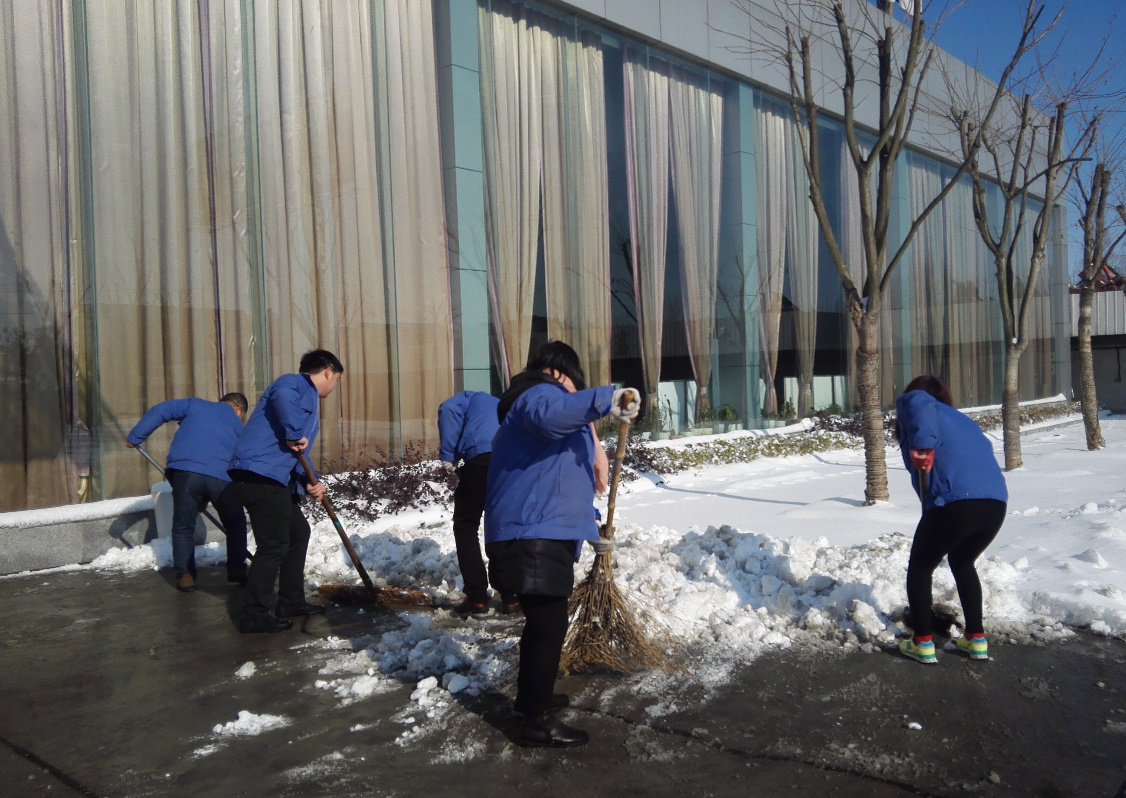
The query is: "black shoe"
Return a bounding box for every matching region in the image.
[239,614,293,633]
[452,597,489,616]
[228,572,248,586]
[500,595,521,615]
[513,693,570,716]
[519,711,588,748]
[176,573,196,593]
[275,602,326,618]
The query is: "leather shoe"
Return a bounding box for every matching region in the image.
[239,614,293,633]
[519,711,588,748]
[275,602,326,618]
[500,595,521,615]
[227,572,248,586]
[452,597,489,616]
[176,573,195,593]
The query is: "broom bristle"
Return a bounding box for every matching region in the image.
[560,553,682,674]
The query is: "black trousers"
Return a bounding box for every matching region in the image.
[907,498,1006,636]
[514,593,570,716]
[452,454,490,600]
[233,479,311,617]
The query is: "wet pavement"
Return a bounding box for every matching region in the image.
[1,567,1124,798]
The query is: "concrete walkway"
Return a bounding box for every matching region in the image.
[1,567,1124,798]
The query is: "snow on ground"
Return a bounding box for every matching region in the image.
[25,414,1126,748]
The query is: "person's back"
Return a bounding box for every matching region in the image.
[896,389,1007,510]
[230,373,321,487]
[438,390,499,463]
[129,398,245,481]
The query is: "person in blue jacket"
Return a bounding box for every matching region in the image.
[229,350,343,634]
[895,375,1008,665]
[127,393,250,592]
[484,341,639,747]
[438,390,523,616]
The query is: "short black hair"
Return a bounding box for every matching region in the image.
[526,341,586,391]
[220,392,249,414]
[299,349,344,375]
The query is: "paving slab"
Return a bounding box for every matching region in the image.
[1,568,1124,798]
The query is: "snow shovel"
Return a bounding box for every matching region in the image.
[296,451,433,608]
[134,444,252,560]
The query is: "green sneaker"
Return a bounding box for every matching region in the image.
[899,637,937,664]
[956,635,989,660]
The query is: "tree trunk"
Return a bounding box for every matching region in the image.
[1000,343,1024,470]
[857,312,888,503]
[1076,286,1104,449]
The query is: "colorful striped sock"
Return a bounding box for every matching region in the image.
[913,634,932,644]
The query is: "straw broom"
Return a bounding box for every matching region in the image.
[560,411,678,674]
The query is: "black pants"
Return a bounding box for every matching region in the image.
[233,478,311,618]
[907,498,1006,636]
[514,594,570,716]
[453,454,490,600]
[166,468,248,580]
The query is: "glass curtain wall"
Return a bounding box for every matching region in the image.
[0,0,452,511]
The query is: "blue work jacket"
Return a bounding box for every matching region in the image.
[127,398,244,482]
[228,373,321,488]
[484,380,614,547]
[896,390,1008,511]
[438,391,500,463]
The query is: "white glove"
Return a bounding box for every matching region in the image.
[589,537,613,555]
[441,461,457,474]
[610,388,641,423]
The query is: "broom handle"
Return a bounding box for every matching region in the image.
[296,450,379,597]
[601,409,632,541]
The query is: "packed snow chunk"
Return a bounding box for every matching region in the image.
[444,673,470,694]
[1074,548,1109,569]
[848,600,886,642]
[235,662,256,679]
[212,710,291,737]
[411,676,441,706]
[1080,502,1100,515]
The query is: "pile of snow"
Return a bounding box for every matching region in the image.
[211,710,290,737]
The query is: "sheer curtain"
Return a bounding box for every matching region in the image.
[787,118,819,416]
[540,20,611,388]
[0,1,81,508]
[669,66,723,416]
[479,0,542,387]
[623,49,671,413]
[753,99,788,415]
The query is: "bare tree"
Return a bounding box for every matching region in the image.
[1073,132,1126,449]
[952,95,1095,469]
[739,0,1050,502]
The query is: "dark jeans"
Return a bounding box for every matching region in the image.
[233,479,311,617]
[907,498,1007,636]
[166,468,248,579]
[453,454,490,600]
[514,593,570,715]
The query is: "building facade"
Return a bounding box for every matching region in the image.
[0,0,1070,512]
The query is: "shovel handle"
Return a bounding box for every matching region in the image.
[296,450,378,597]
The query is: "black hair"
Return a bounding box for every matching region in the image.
[895,374,953,443]
[525,341,586,391]
[903,374,953,406]
[299,349,344,375]
[220,392,249,414]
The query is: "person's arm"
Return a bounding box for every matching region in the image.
[590,424,609,495]
[517,385,615,439]
[126,399,192,446]
[896,391,940,466]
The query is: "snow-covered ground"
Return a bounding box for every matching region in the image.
[16,414,1126,745]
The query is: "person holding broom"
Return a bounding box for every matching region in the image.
[228,350,343,634]
[895,375,1007,665]
[484,341,639,747]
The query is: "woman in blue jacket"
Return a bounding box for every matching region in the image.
[896,375,1008,665]
[485,342,639,747]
